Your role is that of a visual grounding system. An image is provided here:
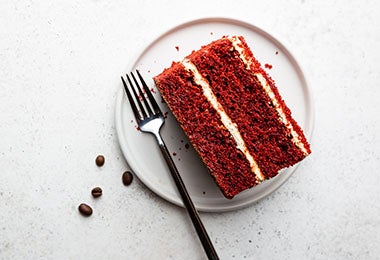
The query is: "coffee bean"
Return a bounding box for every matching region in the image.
[122,171,133,186]
[95,155,105,167]
[91,187,102,198]
[78,203,93,216]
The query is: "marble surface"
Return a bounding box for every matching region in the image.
[1,0,379,259]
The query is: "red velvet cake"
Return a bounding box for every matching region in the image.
[154,36,311,199]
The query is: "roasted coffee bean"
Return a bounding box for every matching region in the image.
[91,187,102,198]
[78,203,93,216]
[122,171,133,186]
[95,155,105,167]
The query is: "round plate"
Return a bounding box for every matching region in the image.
[115,17,314,212]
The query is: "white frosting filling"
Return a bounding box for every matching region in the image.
[229,36,309,155]
[182,59,265,182]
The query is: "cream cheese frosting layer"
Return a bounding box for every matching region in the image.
[229,36,309,155]
[182,58,265,182]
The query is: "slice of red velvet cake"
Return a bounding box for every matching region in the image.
[153,36,311,199]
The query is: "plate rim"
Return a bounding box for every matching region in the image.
[115,16,315,212]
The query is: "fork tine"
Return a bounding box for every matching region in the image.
[136,70,163,116]
[121,76,142,123]
[131,72,153,116]
[126,74,147,119]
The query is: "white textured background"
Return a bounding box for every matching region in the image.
[1,0,380,259]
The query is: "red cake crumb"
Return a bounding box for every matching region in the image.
[175,46,179,51]
[265,63,273,69]
[153,36,311,198]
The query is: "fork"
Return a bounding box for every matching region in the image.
[121,70,219,260]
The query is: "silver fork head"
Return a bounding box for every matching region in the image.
[121,70,164,134]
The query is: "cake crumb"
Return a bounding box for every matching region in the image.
[173,152,177,156]
[210,32,214,35]
[175,46,179,51]
[185,143,190,149]
[275,51,279,55]
[264,63,273,69]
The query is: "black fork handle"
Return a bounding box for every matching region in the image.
[155,135,219,260]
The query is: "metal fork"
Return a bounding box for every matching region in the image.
[121,70,219,260]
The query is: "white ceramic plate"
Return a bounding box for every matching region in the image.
[115,17,314,212]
